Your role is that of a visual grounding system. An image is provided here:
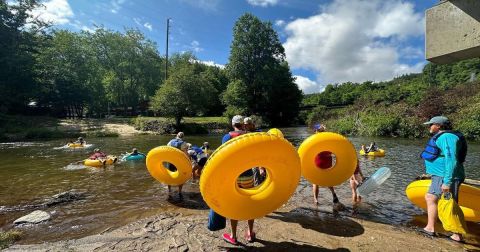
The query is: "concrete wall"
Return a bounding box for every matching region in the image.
[426,0,480,64]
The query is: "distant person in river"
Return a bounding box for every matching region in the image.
[366,142,378,152]
[166,132,189,198]
[89,148,107,161]
[220,115,257,245]
[349,162,364,203]
[128,148,145,157]
[311,123,346,211]
[420,116,467,243]
[75,137,86,145]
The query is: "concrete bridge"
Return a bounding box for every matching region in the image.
[426,0,480,64]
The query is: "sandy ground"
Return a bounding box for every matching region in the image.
[5,206,477,252]
[58,119,141,136]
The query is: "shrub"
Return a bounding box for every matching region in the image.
[0,230,22,249]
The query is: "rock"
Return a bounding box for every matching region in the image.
[43,190,86,207]
[14,210,51,224]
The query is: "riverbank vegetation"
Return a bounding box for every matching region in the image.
[0,230,22,249]
[302,58,480,140]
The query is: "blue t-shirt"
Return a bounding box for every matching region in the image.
[424,132,465,185]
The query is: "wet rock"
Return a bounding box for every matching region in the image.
[43,190,86,207]
[14,210,50,224]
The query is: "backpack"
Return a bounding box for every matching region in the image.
[169,138,185,150]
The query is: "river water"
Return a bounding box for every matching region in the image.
[1,127,479,244]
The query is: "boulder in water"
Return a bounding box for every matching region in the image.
[14,210,51,225]
[43,190,86,207]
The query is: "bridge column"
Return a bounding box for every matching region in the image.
[426,0,480,64]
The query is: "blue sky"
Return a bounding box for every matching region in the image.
[30,0,438,94]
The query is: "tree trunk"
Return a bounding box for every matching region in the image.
[175,116,181,129]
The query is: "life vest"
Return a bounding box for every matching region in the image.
[169,138,185,150]
[228,131,244,138]
[421,131,467,163]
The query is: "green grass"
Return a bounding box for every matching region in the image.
[0,230,22,249]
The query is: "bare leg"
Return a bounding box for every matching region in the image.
[230,219,238,239]
[178,184,183,198]
[349,179,357,202]
[424,193,438,233]
[312,184,319,204]
[328,187,339,203]
[247,219,254,236]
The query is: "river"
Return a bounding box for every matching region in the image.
[1,127,479,244]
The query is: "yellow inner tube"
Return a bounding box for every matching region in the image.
[359,149,385,157]
[146,146,192,186]
[298,132,357,187]
[200,132,301,220]
[84,155,117,167]
[267,128,284,138]
[405,179,480,222]
[68,143,84,148]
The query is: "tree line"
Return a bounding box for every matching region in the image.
[302,58,480,139]
[1,1,302,127]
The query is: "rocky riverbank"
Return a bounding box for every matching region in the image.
[5,206,476,251]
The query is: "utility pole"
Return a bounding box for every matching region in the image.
[165,18,171,81]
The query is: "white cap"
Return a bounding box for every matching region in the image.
[232,115,243,125]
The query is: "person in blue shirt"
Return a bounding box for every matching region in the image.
[218,115,258,245]
[420,116,467,243]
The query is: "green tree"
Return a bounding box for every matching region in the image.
[92,28,163,115]
[226,13,301,124]
[221,79,249,118]
[35,31,103,117]
[150,63,215,127]
[0,0,44,113]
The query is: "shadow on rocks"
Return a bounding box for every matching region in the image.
[219,239,350,252]
[167,191,209,210]
[267,207,365,237]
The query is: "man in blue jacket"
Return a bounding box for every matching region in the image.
[420,116,467,243]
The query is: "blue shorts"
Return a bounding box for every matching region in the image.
[427,175,463,202]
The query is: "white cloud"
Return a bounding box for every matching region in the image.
[195,60,225,69]
[133,18,153,31]
[144,22,152,31]
[29,0,73,25]
[180,0,221,11]
[275,19,285,27]
[110,0,126,14]
[294,75,324,94]
[190,40,203,52]
[247,0,278,7]
[70,20,95,33]
[283,0,425,85]
[400,46,424,60]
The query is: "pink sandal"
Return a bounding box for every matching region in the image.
[246,232,256,243]
[222,233,238,245]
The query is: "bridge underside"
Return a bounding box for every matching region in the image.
[426,0,480,64]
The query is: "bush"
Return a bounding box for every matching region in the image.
[0,230,22,249]
[328,116,356,135]
[306,105,327,127]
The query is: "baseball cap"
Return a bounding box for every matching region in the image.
[244,117,253,124]
[232,115,243,125]
[423,116,450,125]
